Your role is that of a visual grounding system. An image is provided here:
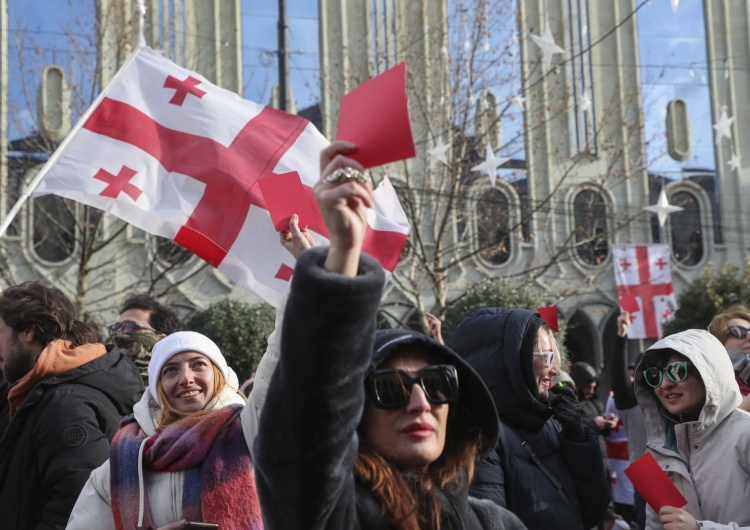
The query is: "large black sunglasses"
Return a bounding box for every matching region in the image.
[108,320,157,335]
[366,364,460,409]
[642,361,692,388]
[727,325,750,339]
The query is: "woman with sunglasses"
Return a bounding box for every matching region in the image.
[635,329,750,529]
[253,141,526,530]
[707,305,750,400]
[450,309,611,529]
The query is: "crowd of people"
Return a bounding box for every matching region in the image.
[1,141,749,529]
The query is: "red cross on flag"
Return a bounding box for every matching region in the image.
[28,47,410,307]
[612,244,676,339]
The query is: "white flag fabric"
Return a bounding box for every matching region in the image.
[30,47,410,306]
[612,244,676,339]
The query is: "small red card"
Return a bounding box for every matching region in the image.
[624,452,687,513]
[537,306,559,332]
[619,295,640,314]
[335,62,416,168]
[257,172,326,234]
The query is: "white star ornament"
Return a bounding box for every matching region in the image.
[728,153,741,173]
[428,137,451,166]
[643,189,683,227]
[713,106,735,145]
[530,19,566,71]
[471,146,509,186]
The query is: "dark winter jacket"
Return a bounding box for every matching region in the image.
[0,345,143,530]
[0,378,9,433]
[451,307,611,530]
[570,362,610,436]
[254,247,527,530]
[610,335,647,463]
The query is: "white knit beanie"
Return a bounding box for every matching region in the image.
[148,331,228,405]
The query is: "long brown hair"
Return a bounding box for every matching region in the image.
[354,403,484,530]
[156,364,227,428]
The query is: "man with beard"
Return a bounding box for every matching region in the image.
[108,293,179,380]
[0,282,143,529]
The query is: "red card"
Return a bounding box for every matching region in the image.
[257,172,326,234]
[624,452,687,513]
[537,306,559,332]
[335,62,416,168]
[619,295,640,314]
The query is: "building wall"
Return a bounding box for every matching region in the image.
[318,0,750,374]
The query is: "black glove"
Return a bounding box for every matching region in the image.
[548,385,585,441]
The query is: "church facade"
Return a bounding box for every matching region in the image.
[317,0,749,373]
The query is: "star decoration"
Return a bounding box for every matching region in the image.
[471,145,510,186]
[511,95,525,110]
[428,137,451,166]
[728,153,741,173]
[671,0,679,12]
[643,189,683,227]
[579,90,592,113]
[530,18,566,71]
[713,105,735,145]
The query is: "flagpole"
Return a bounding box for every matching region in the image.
[0,178,41,239]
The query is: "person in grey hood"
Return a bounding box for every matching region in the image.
[451,308,610,529]
[635,329,750,529]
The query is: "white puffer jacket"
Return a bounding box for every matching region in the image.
[66,287,288,529]
[635,330,750,530]
[65,371,245,529]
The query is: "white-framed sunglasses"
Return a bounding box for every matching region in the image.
[533,350,555,366]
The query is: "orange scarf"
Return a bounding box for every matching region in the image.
[7,339,106,414]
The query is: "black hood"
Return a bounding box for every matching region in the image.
[450,307,552,431]
[372,329,499,456]
[570,362,599,399]
[40,345,144,415]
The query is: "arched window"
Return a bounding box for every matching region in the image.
[33,196,75,262]
[573,189,608,265]
[670,190,702,266]
[476,187,511,265]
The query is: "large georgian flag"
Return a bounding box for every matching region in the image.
[29,47,410,307]
[612,244,676,339]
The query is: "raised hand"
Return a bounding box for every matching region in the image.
[280,213,317,259]
[617,312,631,337]
[316,141,373,276]
[426,312,444,345]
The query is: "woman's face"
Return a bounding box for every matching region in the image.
[359,349,450,470]
[653,354,706,416]
[723,317,750,353]
[159,351,216,414]
[534,328,559,400]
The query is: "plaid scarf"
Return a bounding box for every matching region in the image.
[110,404,262,530]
